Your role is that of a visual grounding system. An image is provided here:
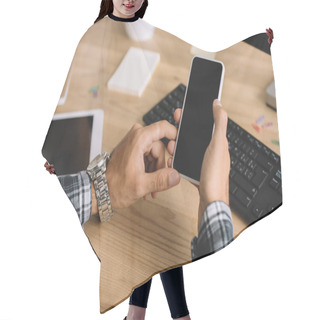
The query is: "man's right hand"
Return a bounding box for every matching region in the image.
[197,99,230,219]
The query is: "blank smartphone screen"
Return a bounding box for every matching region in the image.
[173,57,224,183]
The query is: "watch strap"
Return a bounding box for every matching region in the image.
[87,152,113,222]
[93,168,113,222]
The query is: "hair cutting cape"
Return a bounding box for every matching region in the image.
[42,15,281,313]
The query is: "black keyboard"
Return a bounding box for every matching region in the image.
[143,84,282,224]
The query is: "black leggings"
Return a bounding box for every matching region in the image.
[129,266,189,319]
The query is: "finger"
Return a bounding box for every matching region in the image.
[167,140,176,156]
[150,140,166,170]
[167,157,173,168]
[143,168,180,194]
[132,123,143,131]
[151,192,157,199]
[174,108,182,124]
[142,120,178,145]
[150,140,165,158]
[144,193,152,200]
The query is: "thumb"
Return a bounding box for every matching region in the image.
[144,168,180,194]
[212,99,228,138]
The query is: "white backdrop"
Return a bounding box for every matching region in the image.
[1,0,319,319]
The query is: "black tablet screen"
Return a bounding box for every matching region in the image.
[42,116,93,175]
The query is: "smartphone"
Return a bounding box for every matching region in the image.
[172,56,225,185]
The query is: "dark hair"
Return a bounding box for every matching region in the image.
[94,0,148,23]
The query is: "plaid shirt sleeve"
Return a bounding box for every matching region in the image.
[191,201,234,261]
[57,171,92,228]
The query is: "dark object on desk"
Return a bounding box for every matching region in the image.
[243,33,271,55]
[42,116,93,175]
[143,84,282,224]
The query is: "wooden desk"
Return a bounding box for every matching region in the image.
[55,18,279,312]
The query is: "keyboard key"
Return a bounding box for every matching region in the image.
[247,135,255,144]
[249,148,258,159]
[266,161,273,172]
[270,177,279,190]
[178,84,186,92]
[255,153,271,169]
[234,137,243,147]
[252,206,264,218]
[263,146,270,156]
[233,173,257,197]
[236,162,246,173]
[228,119,236,130]
[233,147,241,157]
[247,159,257,171]
[160,110,168,118]
[229,168,236,178]
[168,115,174,124]
[167,94,175,104]
[230,156,238,167]
[227,131,236,143]
[267,204,277,212]
[254,140,262,149]
[229,180,238,194]
[271,152,280,163]
[244,168,254,180]
[240,153,249,164]
[252,167,268,188]
[241,143,251,153]
[235,188,252,207]
[275,170,281,179]
[235,124,244,136]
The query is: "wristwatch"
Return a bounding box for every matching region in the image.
[86,152,113,222]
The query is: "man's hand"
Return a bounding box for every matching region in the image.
[105,120,180,209]
[168,99,230,222]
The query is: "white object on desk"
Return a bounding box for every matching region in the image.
[124,19,155,42]
[266,81,277,110]
[107,47,160,97]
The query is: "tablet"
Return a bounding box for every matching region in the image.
[42,109,104,175]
